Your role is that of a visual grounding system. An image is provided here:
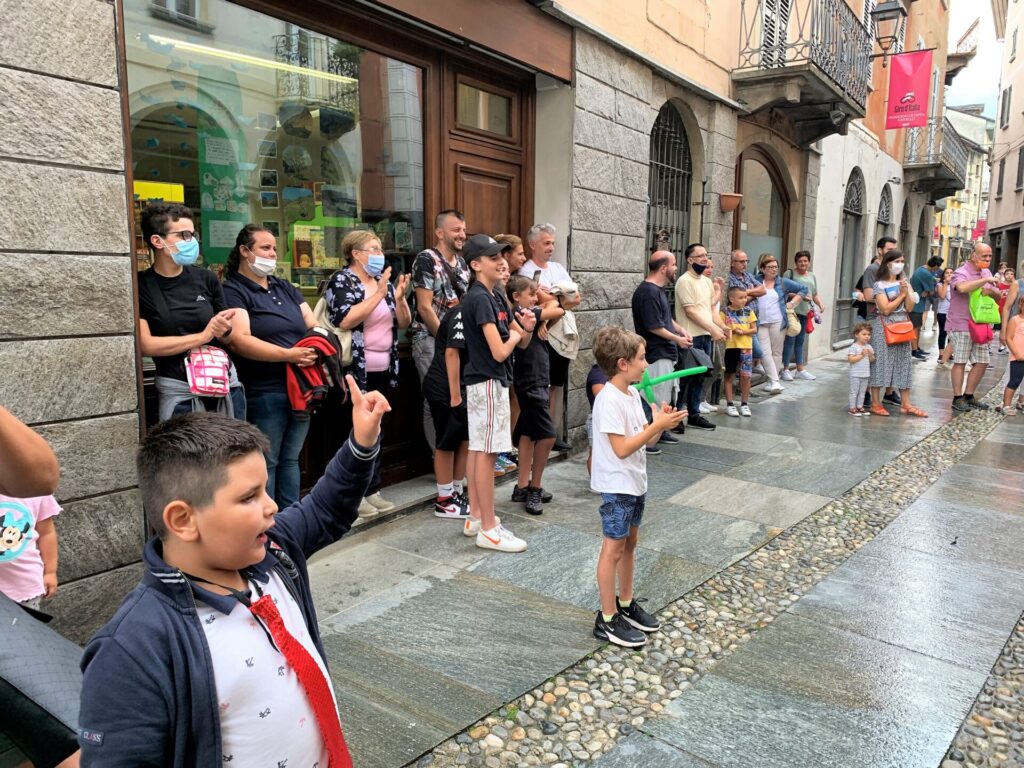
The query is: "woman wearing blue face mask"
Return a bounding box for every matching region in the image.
[223,224,320,508]
[324,230,411,516]
[137,203,245,422]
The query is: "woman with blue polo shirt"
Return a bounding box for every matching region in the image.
[223,224,318,507]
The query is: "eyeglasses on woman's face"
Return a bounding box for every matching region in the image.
[355,246,384,255]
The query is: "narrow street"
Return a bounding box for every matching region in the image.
[308,338,1021,768]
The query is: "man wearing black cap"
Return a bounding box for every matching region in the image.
[460,234,536,552]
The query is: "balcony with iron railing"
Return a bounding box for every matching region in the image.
[905,116,969,202]
[733,0,873,146]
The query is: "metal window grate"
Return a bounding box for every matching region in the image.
[844,172,864,214]
[877,184,892,225]
[646,103,693,269]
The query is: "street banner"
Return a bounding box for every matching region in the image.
[886,50,933,129]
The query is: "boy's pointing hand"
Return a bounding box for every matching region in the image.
[347,374,391,448]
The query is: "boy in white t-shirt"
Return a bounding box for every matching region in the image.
[590,326,685,647]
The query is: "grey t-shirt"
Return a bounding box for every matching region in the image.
[859,262,880,318]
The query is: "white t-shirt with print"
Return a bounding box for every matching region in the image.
[590,384,648,496]
[197,570,336,768]
[519,259,570,290]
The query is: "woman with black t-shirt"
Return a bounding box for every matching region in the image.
[137,203,244,422]
[223,224,319,508]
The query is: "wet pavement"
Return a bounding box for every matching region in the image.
[309,335,1021,768]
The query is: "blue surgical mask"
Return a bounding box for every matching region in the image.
[366,254,386,277]
[170,237,200,266]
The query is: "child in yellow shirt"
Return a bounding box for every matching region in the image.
[720,287,758,417]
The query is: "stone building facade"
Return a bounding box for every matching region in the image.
[1,0,144,642]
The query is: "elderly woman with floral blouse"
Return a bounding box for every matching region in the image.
[325,230,411,517]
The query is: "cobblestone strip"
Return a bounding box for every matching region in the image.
[411,392,1009,768]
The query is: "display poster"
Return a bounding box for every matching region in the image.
[885,50,933,130]
[198,126,249,264]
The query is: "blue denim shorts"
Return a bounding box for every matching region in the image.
[599,493,646,539]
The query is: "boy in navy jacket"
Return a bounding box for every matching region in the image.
[77,374,389,767]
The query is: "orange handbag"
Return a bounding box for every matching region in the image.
[883,320,916,345]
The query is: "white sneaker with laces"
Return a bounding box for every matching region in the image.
[767,381,785,394]
[699,401,718,414]
[781,370,794,382]
[794,370,816,381]
[726,405,739,417]
[463,515,500,537]
[476,525,527,552]
[365,492,395,512]
[739,404,752,417]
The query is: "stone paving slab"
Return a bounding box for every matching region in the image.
[790,539,1024,671]
[672,474,830,528]
[984,418,1024,445]
[920,462,1024,512]
[591,732,716,767]
[639,505,781,568]
[644,613,987,768]
[960,436,1024,474]
[872,497,1024,573]
[466,523,716,614]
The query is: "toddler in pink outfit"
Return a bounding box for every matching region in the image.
[0,494,61,609]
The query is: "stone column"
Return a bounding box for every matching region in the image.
[0,0,144,643]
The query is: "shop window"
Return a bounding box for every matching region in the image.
[1017,147,1024,190]
[457,81,512,137]
[125,0,425,302]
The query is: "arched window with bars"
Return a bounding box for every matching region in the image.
[646,103,693,266]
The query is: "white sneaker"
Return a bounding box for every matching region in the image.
[476,525,527,552]
[463,515,500,537]
[358,499,379,519]
[365,492,395,512]
[739,404,752,417]
[699,401,718,413]
[752,364,766,376]
[781,370,794,382]
[766,381,785,394]
[794,370,816,381]
[726,405,739,417]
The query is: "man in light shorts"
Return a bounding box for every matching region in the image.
[459,234,536,552]
[631,251,693,444]
[948,243,1000,412]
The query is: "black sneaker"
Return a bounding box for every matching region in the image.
[593,611,647,647]
[967,399,991,410]
[658,431,679,445]
[525,486,544,515]
[618,597,661,632]
[687,415,716,431]
[882,392,902,405]
[952,398,973,413]
[455,491,470,513]
[645,445,662,455]
[671,422,686,435]
[511,485,528,503]
[552,439,571,452]
[539,487,553,503]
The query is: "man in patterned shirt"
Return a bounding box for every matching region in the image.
[412,209,470,448]
[727,249,766,373]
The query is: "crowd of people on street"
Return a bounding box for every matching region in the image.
[5,199,1024,766]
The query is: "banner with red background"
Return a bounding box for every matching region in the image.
[886,50,933,129]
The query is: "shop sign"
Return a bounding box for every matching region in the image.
[886,51,933,130]
[972,218,987,241]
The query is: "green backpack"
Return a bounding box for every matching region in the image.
[969,288,1001,324]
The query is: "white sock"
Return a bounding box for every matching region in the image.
[437,482,454,498]
[453,479,464,494]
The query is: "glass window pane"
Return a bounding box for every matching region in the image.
[457,82,511,136]
[739,159,784,260]
[125,0,424,297]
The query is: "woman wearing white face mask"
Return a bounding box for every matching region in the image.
[324,230,412,517]
[138,203,245,422]
[223,224,320,507]
[867,249,927,417]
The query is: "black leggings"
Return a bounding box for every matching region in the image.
[1009,361,1024,391]
[937,313,947,350]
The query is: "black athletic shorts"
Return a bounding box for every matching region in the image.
[548,345,571,388]
[513,385,556,442]
[427,398,469,451]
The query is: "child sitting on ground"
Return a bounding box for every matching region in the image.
[590,326,685,648]
[0,493,60,610]
[847,322,875,416]
[999,294,1024,414]
[78,374,389,766]
[720,287,757,417]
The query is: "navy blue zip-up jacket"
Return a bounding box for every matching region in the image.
[77,434,377,767]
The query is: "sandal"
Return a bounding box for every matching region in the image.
[868,404,890,417]
[901,405,928,418]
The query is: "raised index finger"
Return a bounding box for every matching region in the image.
[345,374,363,405]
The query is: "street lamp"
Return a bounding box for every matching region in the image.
[870,1,908,68]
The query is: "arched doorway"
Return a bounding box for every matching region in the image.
[833,169,865,344]
[735,146,790,268]
[646,102,693,264]
[875,185,893,248]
